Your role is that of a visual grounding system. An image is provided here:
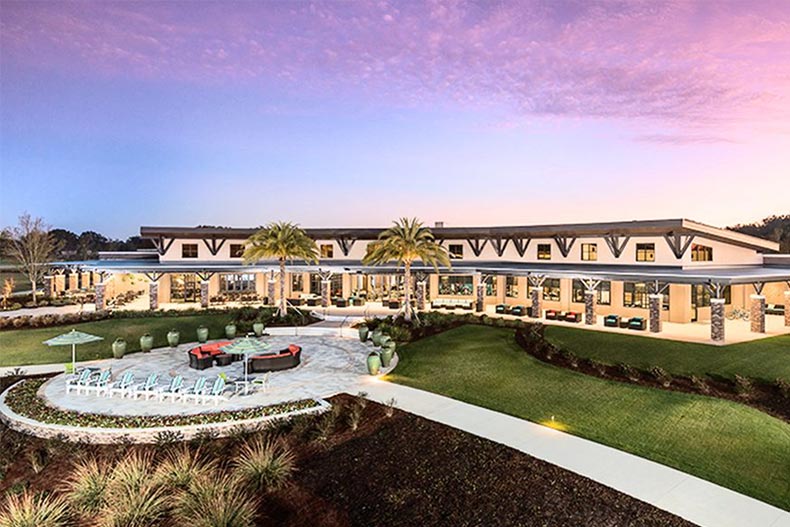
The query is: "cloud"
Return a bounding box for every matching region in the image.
[2,0,790,129]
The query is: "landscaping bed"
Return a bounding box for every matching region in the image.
[0,394,693,526]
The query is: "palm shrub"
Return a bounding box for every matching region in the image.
[650,367,672,388]
[243,222,319,318]
[691,375,710,394]
[233,437,296,492]
[619,363,640,382]
[0,491,71,527]
[155,447,216,491]
[363,218,451,322]
[64,457,110,514]
[734,375,753,398]
[174,473,258,527]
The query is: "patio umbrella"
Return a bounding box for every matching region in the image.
[221,336,271,387]
[43,329,103,372]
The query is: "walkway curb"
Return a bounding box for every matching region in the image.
[354,381,790,527]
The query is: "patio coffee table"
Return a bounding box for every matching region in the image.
[214,354,233,367]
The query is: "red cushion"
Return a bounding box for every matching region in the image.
[288,344,301,354]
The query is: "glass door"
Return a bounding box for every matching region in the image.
[171,274,198,302]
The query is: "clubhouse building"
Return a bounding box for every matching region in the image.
[47,219,790,344]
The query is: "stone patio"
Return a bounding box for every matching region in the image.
[39,335,388,416]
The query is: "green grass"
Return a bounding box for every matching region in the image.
[543,325,790,382]
[389,325,790,510]
[0,314,234,367]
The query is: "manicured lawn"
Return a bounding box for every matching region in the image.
[543,325,790,381]
[0,314,234,367]
[389,325,790,510]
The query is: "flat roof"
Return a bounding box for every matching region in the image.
[56,259,790,286]
[139,218,780,253]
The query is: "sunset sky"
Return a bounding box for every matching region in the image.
[1,0,789,237]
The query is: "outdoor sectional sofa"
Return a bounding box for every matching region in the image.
[431,298,474,310]
[248,344,302,372]
[188,341,235,370]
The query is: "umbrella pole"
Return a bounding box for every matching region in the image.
[72,343,76,372]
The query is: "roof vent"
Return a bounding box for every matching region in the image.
[434,221,444,228]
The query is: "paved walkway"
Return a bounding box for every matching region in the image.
[354,380,790,527]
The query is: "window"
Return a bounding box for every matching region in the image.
[691,244,713,262]
[623,282,670,309]
[581,243,597,261]
[542,278,561,301]
[308,273,342,296]
[485,277,497,296]
[220,273,256,292]
[291,274,304,292]
[537,244,551,260]
[636,243,655,262]
[505,276,519,298]
[571,279,611,305]
[448,244,464,259]
[438,275,473,295]
[182,244,198,258]
[230,244,244,258]
[320,244,334,258]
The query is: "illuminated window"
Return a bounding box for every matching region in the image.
[220,273,255,292]
[581,243,597,261]
[542,278,561,301]
[439,275,473,295]
[636,243,655,262]
[291,274,304,292]
[624,282,670,309]
[448,244,464,259]
[320,244,334,258]
[691,244,713,262]
[571,279,611,305]
[505,276,519,298]
[182,244,198,258]
[230,244,244,258]
[537,244,551,260]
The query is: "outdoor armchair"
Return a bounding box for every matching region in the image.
[156,375,184,402]
[84,370,112,395]
[65,369,94,394]
[180,377,207,403]
[108,371,135,398]
[130,373,160,400]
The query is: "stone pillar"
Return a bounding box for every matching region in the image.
[200,281,210,308]
[67,273,78,291]
[416,281,427,311]
[149,281,159,311]
[711,298,725,342]
[267,279,276,306]
[648,294,663,333]
[321,280,331,308]
[476,282,485,312]
[43,276,54,299]
[584,289,596,325]
[81,271,92,291]
[750,294,766,333]
[784,291,790,327]
[94,282,105,311]
[530,287,543,318]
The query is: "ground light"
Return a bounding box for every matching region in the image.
[540,415,570,432]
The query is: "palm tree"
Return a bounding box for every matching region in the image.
[243,222,319,318]
[363,217,450,322]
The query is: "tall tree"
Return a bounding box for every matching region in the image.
[242,222,319,318]
[5,214,60,306]
[363,217,451,322]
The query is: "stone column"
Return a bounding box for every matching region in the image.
[711,298,725,342]
[94,282,105,311]
[584,289,597,325]
[200,281,210,308]
[149,281,159,311]
[648,294,662,333]
[750,294,766,333]
[43,276,54,299]
[415,281,427,311]
[321,280,331,308]
[267,279,276,306]
[476,282,485,312]
[81,271,92,291]
[530,287,543,318]
[784,291,790,327]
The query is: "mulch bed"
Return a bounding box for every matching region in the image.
[0,393,694,526]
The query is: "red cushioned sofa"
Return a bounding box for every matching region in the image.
[248,344,302,373]
[188,341,233,370]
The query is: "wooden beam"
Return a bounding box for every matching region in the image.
[511,237,530,257]
[335,237,357,256]
[753,282,765,295]
[580,278,601,291]
[202,238,226,256]
[528,274,547,288]
[466,238,488,257]
[663,232,695,259]
[152,236,175,256]
[553,235,576,258]
[143,272,165,282]
[490,238,510,257]
[604,234,630,258]
[705,281,725,298]
[195,271,215,282]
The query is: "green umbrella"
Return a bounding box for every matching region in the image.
[44,329,103,372]
[221,336,271,389]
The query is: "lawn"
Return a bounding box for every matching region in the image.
[0,314,234,367]
[388,325,790,511]
[543,325,790,381]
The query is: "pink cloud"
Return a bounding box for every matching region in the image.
[2,0,790,130]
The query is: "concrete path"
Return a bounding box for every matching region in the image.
[355,380,790,527]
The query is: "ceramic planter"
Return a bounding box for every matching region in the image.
[196,326,209,343]
[371,330,383,347]
[379,335,392,348]
[253,322,265,337]
[225,324,237,339]
[366,352,381,375]
[358,325,369,342]
[139,334,154,353]
[380,345,394,368]
[167,330,180,348]
[111,338,126,359]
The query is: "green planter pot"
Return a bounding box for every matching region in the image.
[167,330,180,348]
[139,334,154,353]
[358,325,369,342]
[380,345,394,368]
[371,330,383,347]
[196,326,209,343]
[379,335,392,348]
[366,353,381,375]
[111,338,127,359]
[252,322,265,337]
[225,324,237,339]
